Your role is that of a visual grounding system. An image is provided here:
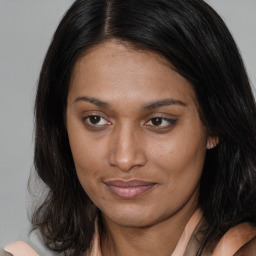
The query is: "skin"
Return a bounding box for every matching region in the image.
[66,40,214,256]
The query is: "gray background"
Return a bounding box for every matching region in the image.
[0,0,255,254]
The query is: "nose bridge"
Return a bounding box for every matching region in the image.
[109,122,147,171]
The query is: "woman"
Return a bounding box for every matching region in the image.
[3,0,256,255]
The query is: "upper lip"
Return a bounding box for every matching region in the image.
[104,180,156,187]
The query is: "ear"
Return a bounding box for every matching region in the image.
[206,136,219,149]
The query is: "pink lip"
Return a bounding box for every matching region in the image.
[104,180,156,199]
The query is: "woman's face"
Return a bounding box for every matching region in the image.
[66,40,210,228]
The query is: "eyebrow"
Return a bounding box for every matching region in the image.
[142,99,187,110]
[73,96,187,109]
[73,96,110,108]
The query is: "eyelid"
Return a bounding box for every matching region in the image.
[82,112,112,128]
[145,117,177,125]
[80,111,177,131]
[83,115,109,123]
[81,111,109,120]
[144,114,178,128]
[145,113,178,121]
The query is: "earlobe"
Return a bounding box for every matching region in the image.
[206,136,219,149]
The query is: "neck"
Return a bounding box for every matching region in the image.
[100,191,199,256]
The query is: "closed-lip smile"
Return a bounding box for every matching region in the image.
[104,180,156,199]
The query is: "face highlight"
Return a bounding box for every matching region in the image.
[66,40,209,228]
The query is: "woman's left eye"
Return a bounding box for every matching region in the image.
[145,117,177,128]
[83,115,110,126]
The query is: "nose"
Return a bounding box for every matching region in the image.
[109,124,148,172]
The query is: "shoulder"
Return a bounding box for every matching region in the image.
[234,236,256,256]
[0,250,13,256]
[3,241,39,256]
[213,222,256,256]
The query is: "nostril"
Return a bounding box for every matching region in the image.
[108,127,147,171]
[109,148,148,172]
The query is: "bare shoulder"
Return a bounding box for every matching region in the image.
[0,250,13,256]
[234,236,256,256]
[3,241,39,256]
[213,222,256,256]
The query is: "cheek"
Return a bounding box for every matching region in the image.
[70,138,102,183]
[67,110,100,169]
[149,122,206,191]
[150,138,205,214]
[70,141,104,203]
[67,118,102,189]
[150,133,206,171]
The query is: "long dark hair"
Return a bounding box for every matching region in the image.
[32,0,256,255]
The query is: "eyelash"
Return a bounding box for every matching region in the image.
[82,115,111,128]
[145,117,177,129]
[82,115,177,130]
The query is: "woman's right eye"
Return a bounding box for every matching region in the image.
[83,115,110,127]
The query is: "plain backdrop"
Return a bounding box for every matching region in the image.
[0,0,256,254]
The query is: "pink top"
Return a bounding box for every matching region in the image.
[4,209,256,256]
[4,242,39,256]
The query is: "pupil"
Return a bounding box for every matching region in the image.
[90,116,101,124]
[152,118,162,126]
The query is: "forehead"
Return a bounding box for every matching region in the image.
[69,40,196,106]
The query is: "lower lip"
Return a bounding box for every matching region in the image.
[106,184,155,199]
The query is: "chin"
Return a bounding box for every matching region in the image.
[109,215,154,228]
[101,204,164,228]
